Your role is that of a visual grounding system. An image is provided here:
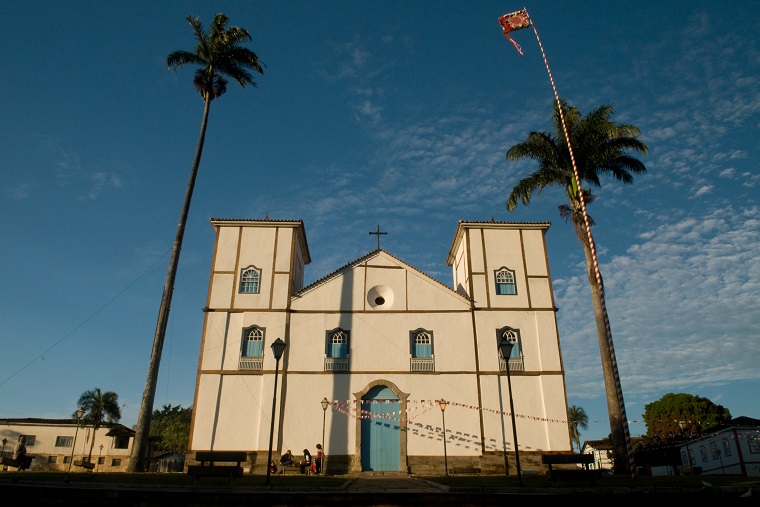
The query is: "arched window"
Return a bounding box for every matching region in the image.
[324,328,350,371]
[327,329,349,358]
[409,329,435,371]
[242,326,264,357]
[412,330,433,358]
[496,326,524,371]
[240,266,261,294]
[240,326,265,370]
[495,267,517,295]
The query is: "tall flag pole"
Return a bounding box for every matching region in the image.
[498,8,636,477]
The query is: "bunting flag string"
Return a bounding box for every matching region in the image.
[325,398,575,424]
[323,400,760,444]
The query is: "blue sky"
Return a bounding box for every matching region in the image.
[1,1,758,445]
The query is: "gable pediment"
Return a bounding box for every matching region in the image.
[291,250,470,312]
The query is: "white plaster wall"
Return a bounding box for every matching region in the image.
[527,277,554,308]
[451,237,470,297]
[191,374,223,449]
[534,313,562,371]
[200,312,229,370]
[210,375,269,450]
[482,228,531,309]
[468,228,484,273]
[209,273,234,309]
[286,311,478,372]
[273,228,294,273]
[405,271,470,311]
[271,272,291,309]
[275,373,483,457]
[522,228,549,277]
[214,226,239,272]
[478,373,570,453]
[474,310,559,372]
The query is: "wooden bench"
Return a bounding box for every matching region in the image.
[186,451,247,486]
[279,463,313,475]
[1,456,32,470]
[279,464,303,475]
[541,453,598,485]
[73,459,95,470]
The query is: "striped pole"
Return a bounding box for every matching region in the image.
[507,9,636,477]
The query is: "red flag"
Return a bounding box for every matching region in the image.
[498,9,532,56]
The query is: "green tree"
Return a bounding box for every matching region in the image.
[148,404,192,456]
[506,99,648,474]
[643,393,732,441]
[568,405,589,452]
[129,13,264,473]
[76,388,121,464]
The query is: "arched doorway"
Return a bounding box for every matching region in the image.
[355,381,408,472]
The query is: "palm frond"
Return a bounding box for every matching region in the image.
[169,13,264,101]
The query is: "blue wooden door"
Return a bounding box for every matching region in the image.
[361,386,400,471]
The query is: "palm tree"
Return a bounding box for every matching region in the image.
[568,405,589,452]
[505,99,647,474]
[76,388,121,464]
[128,13,264,473]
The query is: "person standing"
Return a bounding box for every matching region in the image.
[13,436,32,470]
[315,443,323,474]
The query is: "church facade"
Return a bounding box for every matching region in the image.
[187,218,572,475]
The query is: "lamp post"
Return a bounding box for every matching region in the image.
[68,408,84,472]
[320,397,329,475]
[98,444,103,472]
[439,399,449,476]
[499,337,523,485]
[2,438,7,457]
[265,338,287,486]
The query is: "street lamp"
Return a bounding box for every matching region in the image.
[2,438,7,457]
[98,444,104,472]
[498,337,523,485]
[265,338,287,486]
[320,397,329,475]
[439,399,449,476]
[68,408,84,472]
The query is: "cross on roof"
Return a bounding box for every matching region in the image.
[369,225,388,250]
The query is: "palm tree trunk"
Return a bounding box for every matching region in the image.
[87,423,99,463]
[127,96,212,472]
[580,236,632,474]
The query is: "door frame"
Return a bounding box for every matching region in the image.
[352,379,409,473]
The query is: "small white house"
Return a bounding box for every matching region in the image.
[0,418,134,472]
[187,218,574,475]
[581,438,614,471]
[678,417,760,477]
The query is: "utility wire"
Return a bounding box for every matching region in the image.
[0,248,171,387]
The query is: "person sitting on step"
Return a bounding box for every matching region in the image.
[298,448,312,474]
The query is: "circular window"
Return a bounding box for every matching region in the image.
[367,285,394,310]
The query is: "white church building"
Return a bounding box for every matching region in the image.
[187,218,573,475]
